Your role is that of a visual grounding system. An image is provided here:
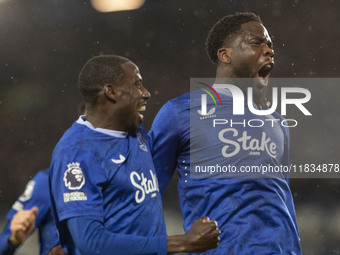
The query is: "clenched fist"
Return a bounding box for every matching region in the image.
[48,245,68,255]
[8,207,38,246]
[184,216,220,253]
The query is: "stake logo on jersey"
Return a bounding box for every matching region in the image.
[130,170,159,204]
[219,128,277,158]
[63,162,85,190]
[18,180,35,202]
[137,132,148,152]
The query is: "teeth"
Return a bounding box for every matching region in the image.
[262,64,272,71]
[138,105,145,121]
[138,105,146,111]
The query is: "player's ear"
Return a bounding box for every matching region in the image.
[104,84,119,101]
[217,47,232,64]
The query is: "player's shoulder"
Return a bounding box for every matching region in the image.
[271,110,286,121]
[51,128,93,173]
[54,122,89,153]
[59,121,85,143]
[154,92,191,127]
[31,168,50,185]
[163,91,189,107]
[7,168,51,216]
[22,168,50,195]
[160,92,190,115]
[270,111,290,136]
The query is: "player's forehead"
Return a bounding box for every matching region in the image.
[239,21,272,42]
[121,61,142,81]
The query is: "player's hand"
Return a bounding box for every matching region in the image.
[48,245,68,255]
[8,207,38,246]
[184,216,220,253]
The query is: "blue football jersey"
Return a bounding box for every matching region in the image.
[149,88,302,255]
[0,169,58,255]
[50,117,166,254]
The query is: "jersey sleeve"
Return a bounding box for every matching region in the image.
[50,148,107,222]
[66,216,167,255]
[0,222,18,255]
[0,169,51,255]
[6,169,51,223]
[148,101,181,194]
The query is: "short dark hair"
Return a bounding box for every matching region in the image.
[206,12,262,64]
[78,55,130,102]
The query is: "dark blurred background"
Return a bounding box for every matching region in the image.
[0,0,339,254]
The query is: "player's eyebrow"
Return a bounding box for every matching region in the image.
[135,78,143,86]
[249,34,274,48]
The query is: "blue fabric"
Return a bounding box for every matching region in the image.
[0,223,17,255]
[49,118,167,255]
[66,217,166,255]
[149,89,302,255]
[0,169,59,255]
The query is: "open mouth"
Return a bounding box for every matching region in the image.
[257,63,273,86]
[137,105,146,121]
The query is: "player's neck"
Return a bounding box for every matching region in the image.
[216,65,239,79]
[85,109,124,131]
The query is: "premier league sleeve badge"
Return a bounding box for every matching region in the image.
[63,162,85,190]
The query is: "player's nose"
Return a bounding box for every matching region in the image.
[141,86,151,99]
